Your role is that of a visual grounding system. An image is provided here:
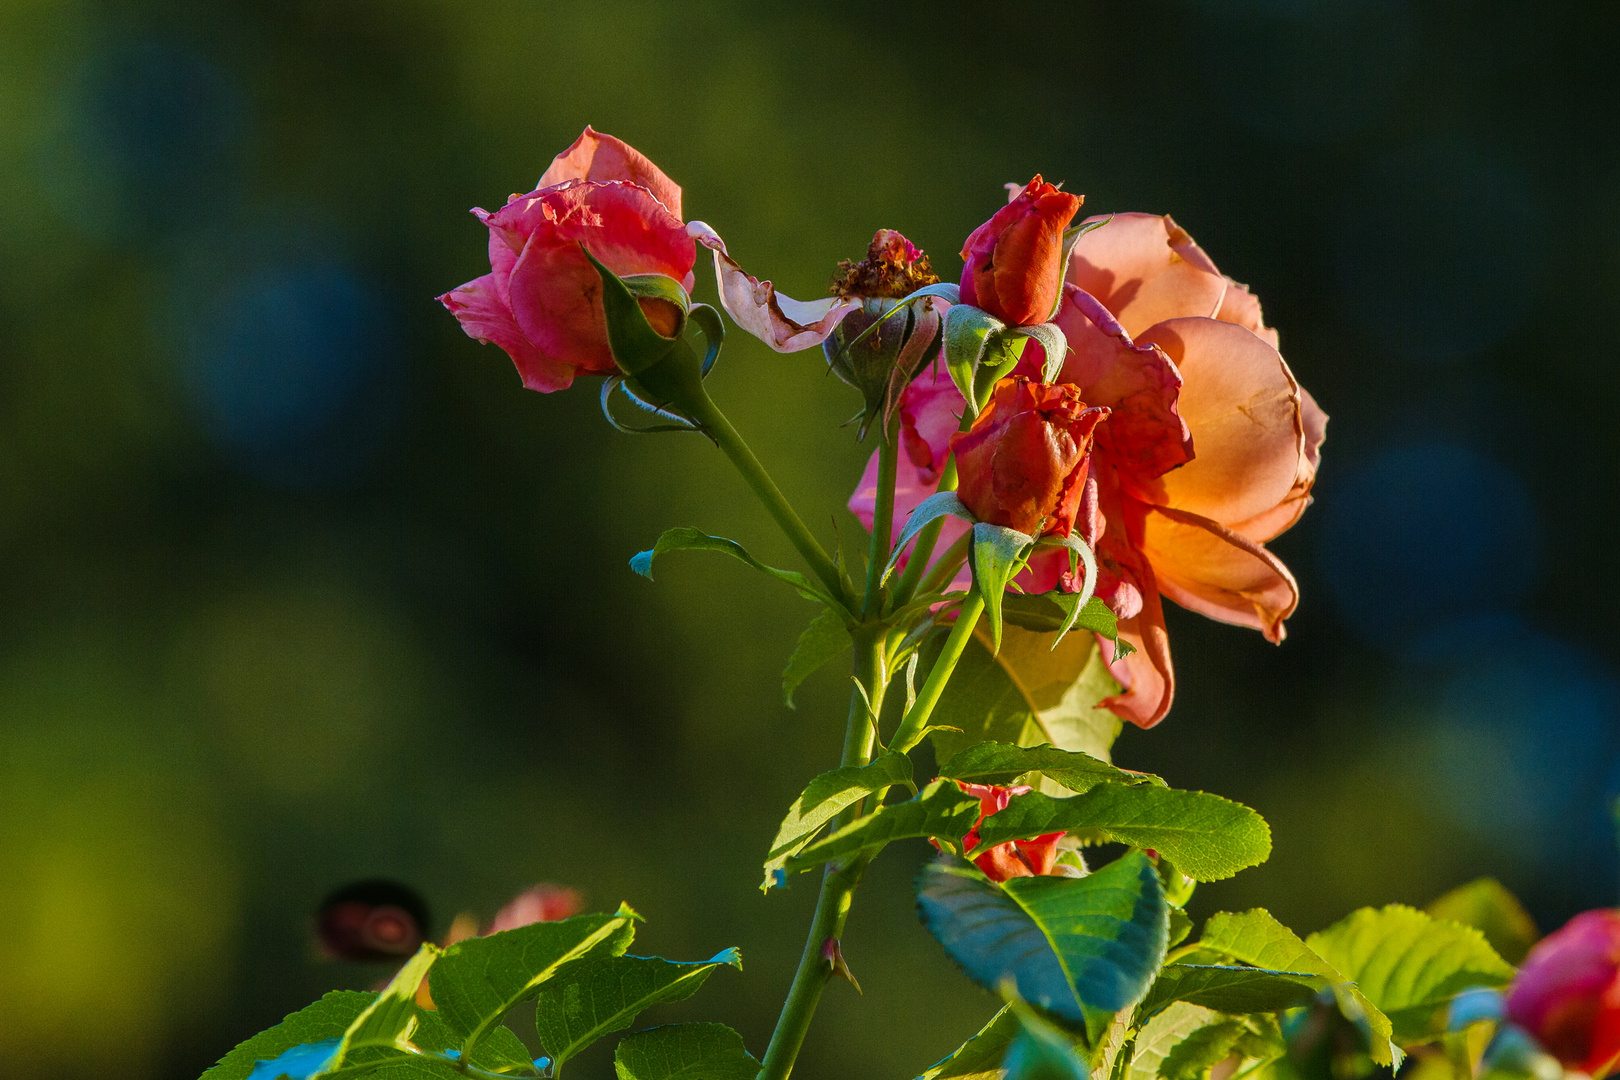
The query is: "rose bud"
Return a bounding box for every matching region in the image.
[950,377,1108,538]
[1505,909,1620,1077]
[315,879,430,962]
[936,781,1067,882]
[959,176,1083,327]
[439,127,696,393]
[821,229,944,433]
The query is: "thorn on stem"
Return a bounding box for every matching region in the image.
[820,936,863,995]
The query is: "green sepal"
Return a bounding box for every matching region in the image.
[782,605,853,707]
[1195,909,1401,1067]
[613,1023,759,1080]
[762,751,913,890]
[1059,216,1112,273]
[630,526,844,611]
[886,491,977,581]
[937,740,1161,792]
[970,522,1035,654]
[686,303,725,375]
[973,783,1271,882]
[1007,322,1068,383]
[533,949,743,1071]
[583,249,685,375]
[782,778,981,874]
[1028,534,1102,647]
[916,852,1168,1045]
[945,304,1007,417]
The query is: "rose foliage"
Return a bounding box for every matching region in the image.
[206,128,1587,1080]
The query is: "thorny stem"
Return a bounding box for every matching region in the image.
[683,389,849,604]
[889,454,959,608]
[862,416,901,619]
[888,585,986,755]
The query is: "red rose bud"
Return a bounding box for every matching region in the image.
[936,781,1067,883]
[1506,909,1620,1077]
[316,879,429,962]
[959,176,1083,327]
[950,377,1108,538]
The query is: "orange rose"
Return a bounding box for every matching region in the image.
[958,176,1083,327]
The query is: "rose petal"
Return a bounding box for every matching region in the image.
[1231,384,1327,543]
[1100,557,1174,729]
[689,221,859,352]
[539,126,683,219]
[1139,503,1299,642]
[438,273,574,392]
[1132,317,1303,526]
[1215,276,1281,351]
[1066,213,1226,337]
[1054,284,1193,483]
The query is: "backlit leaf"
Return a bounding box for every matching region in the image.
[784,778,980,874]
[763,751,913,889]
[782,605,851,707]
[938,741,1161,793]
[917,1006,1019,1080]
[202,993,376,1080]
[630,527,838,607]
[1157,1019,1247,1080]
[974,785,1270,882]
[1426,879,1539,966]
[534,950,743,1072]
[1128,1003,1222,1080]
[1136,966,1320,1022]
[613,1023,759,1080]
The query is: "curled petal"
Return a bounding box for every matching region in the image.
[438,274,572,392]
[1139,503,1299,642]
[1215,276,1280,350]
[1231,385,1327,543]
[1133,317,1303,526]
[1053,284,1193,483]
[539,126,683,219]
[1100,555,1174,728]
[689,221,859,352]
[1066,213,1226,337]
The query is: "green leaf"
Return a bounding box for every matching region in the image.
[763,751,913,890]
[1306,905,1516,1043]
[408,1012,539,1077]
[1195,910,1400,1067]
[1137,965,1320,1021]
[917,1006,1019,1080]
[927,628,1124,778]
[202,992,377,1080]
[322,945,442,1072]
[1157,1019,1247,1080]
[917,852,1169,1043]
[938,741,1161,793]
[973,784,1270,882]
[944,304,1007,417]
[782,605,852,707]
[629,527,838,607]
[971,523,1036,654]
[1002,999,1089,1080]
[1425,878,1539,966]
[428,907,639,1055]
[613,1023,759,1080]
[1128,1003,1222,1080]
[785,778,980,873]
[534,950,742,1072]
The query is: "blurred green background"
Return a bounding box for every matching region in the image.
[1,1,1617,1077]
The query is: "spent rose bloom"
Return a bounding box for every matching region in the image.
[854,210,1325,728]
[439,127,696,392]
[959,176,1083,327]
[1506,909,1620,1077]
[937,781,1066,882]
[951,377,1108,538]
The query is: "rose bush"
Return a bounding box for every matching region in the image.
[439,127,696,392]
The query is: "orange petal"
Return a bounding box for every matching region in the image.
[1133,317,1304,526]
[1214,276,1281,350]
[539,126,684,219]
[1101,550,1174,729]
[1139,503,1299,642]
[1231,384,1327,542]
[1066,213,1226,338]
[689,221,859,352]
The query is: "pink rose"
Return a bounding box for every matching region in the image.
[1506,909,1620,1077]
[439,127,696,392]
[854,212,1325,728]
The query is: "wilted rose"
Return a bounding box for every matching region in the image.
[1506,909,1620,1077]
[958,176,1083,327]
[439,127,696,392]
[951,377,1108,538]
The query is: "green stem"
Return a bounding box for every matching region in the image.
[889,586,986,754]
[862,417,900,619]
[682,388,847,603]
[914,531,971,600]
[890,452,960,608]
[758,630,886,1080]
